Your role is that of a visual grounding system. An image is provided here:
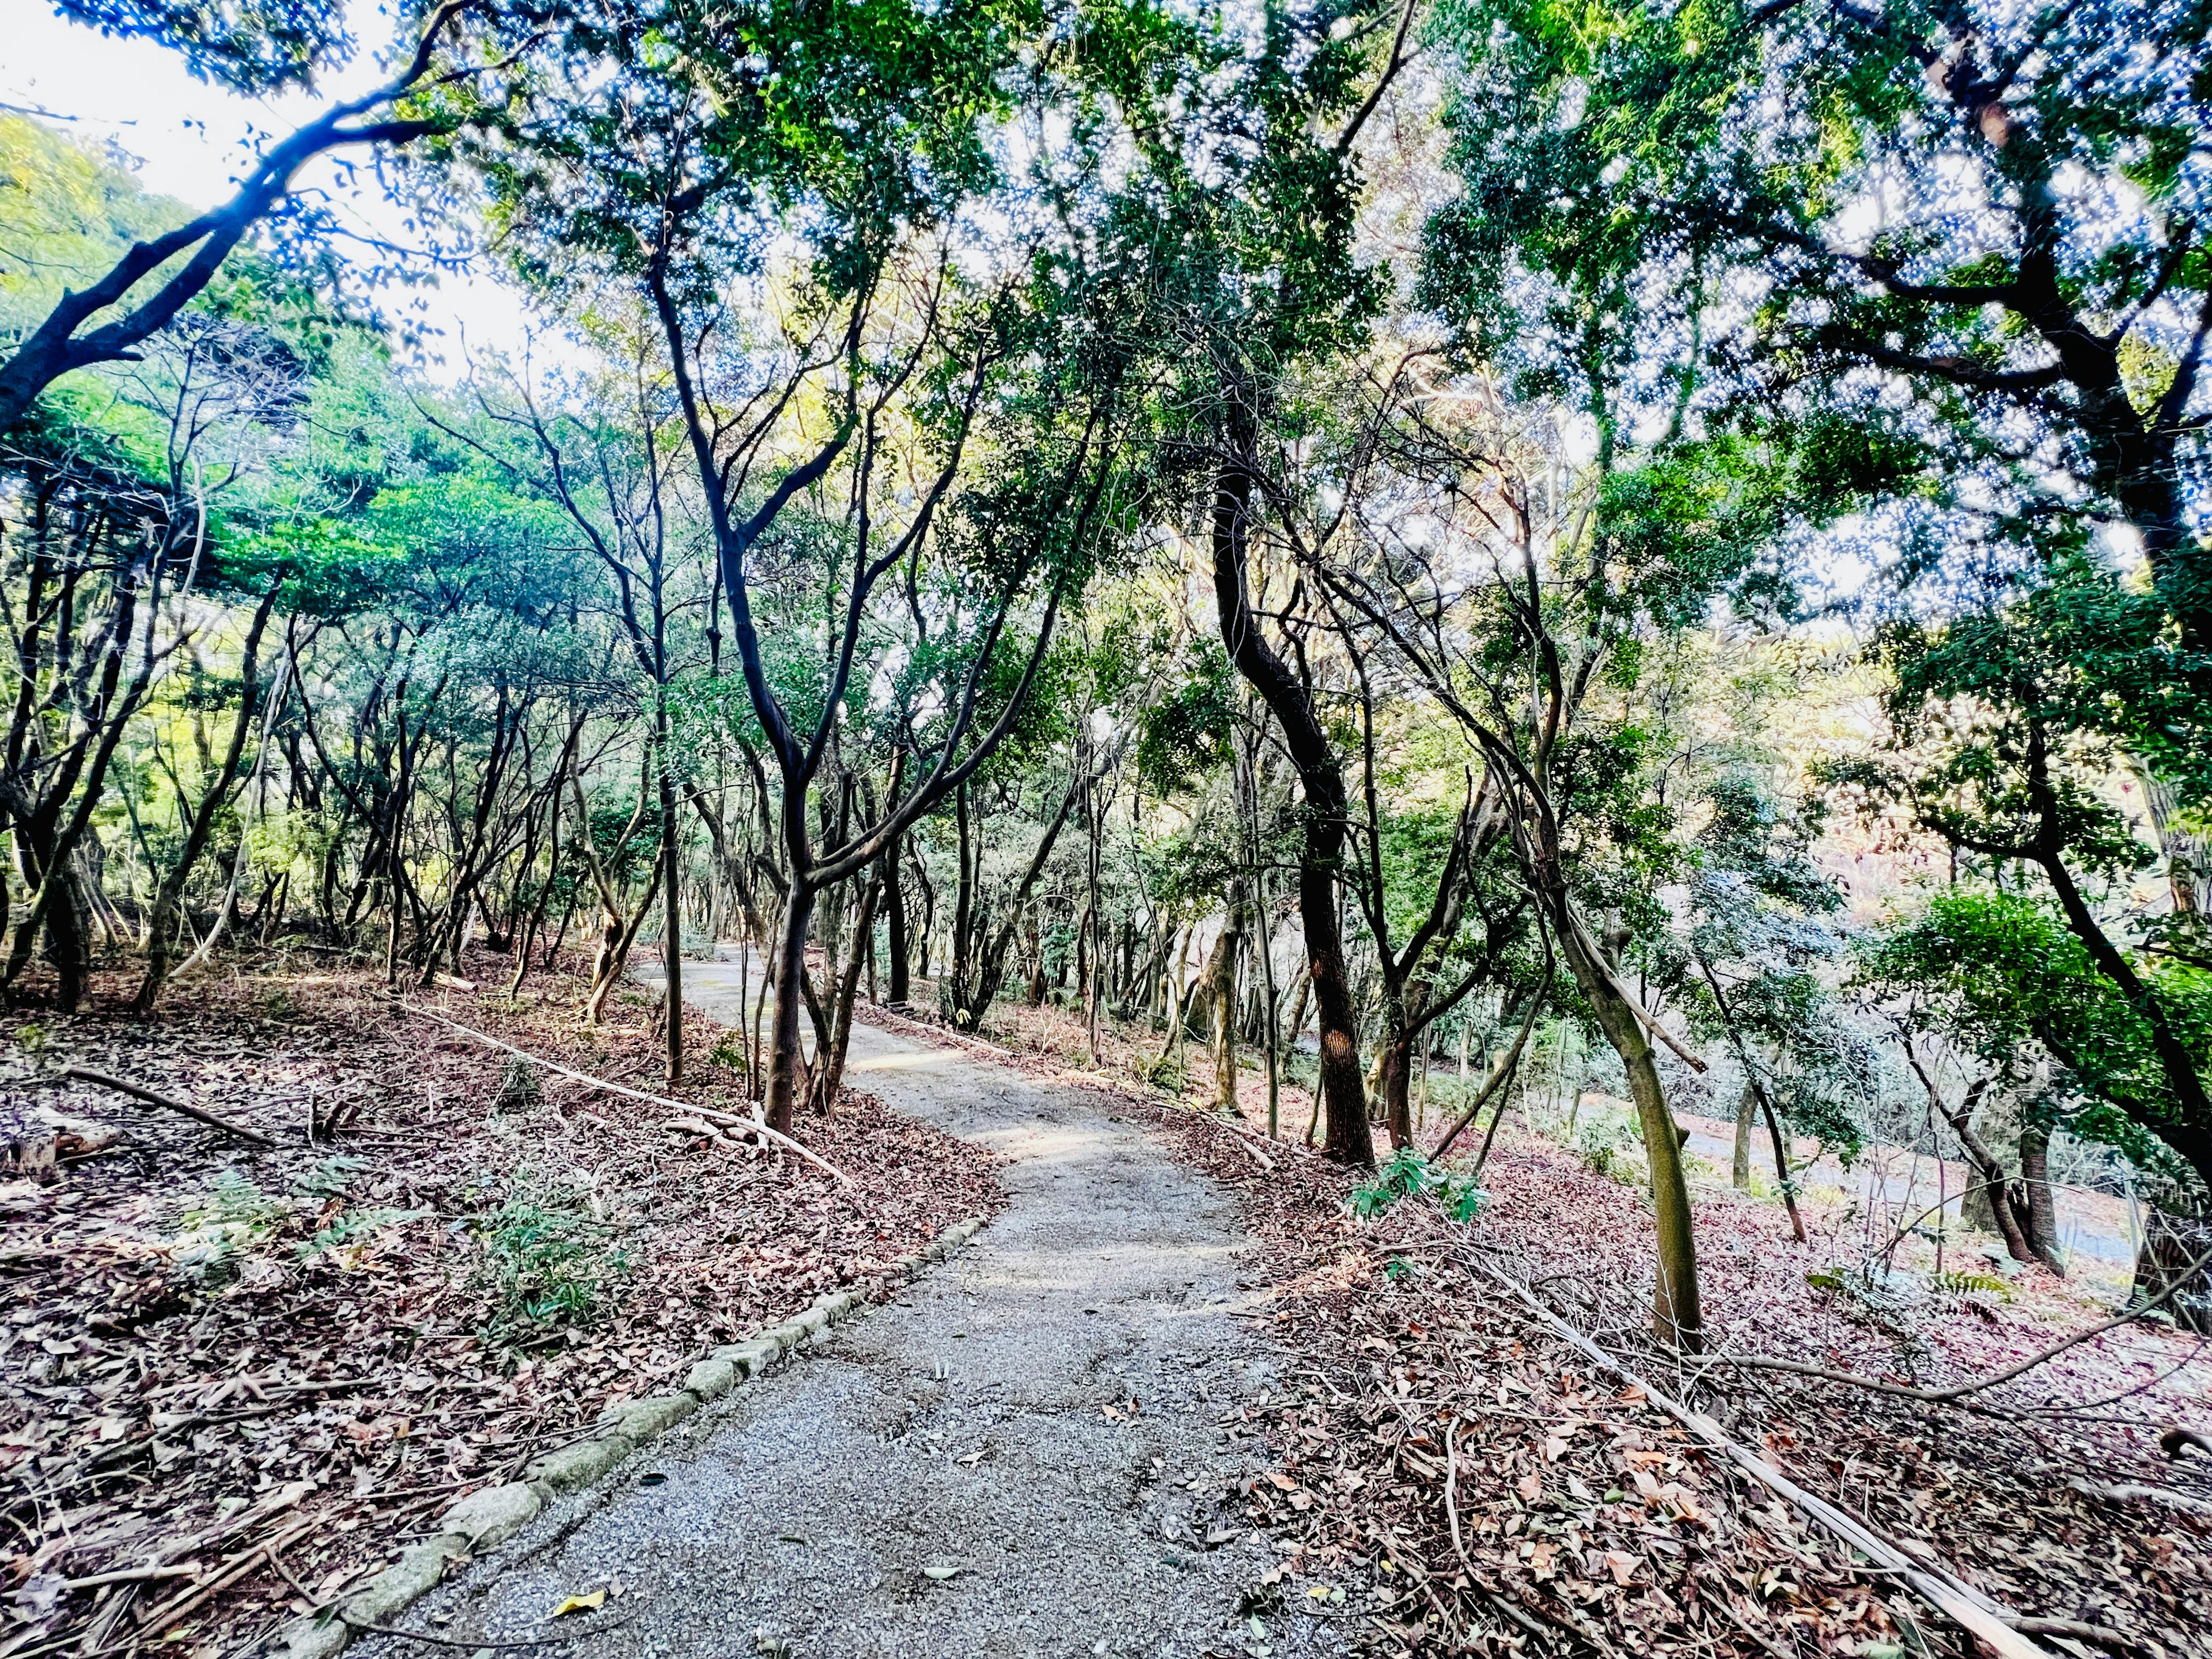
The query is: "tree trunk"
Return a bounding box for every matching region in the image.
[2018,1123,2066,1275]
[1732,1079,1754,1190]
[1209,892,1243,1115]
[1565,927,1703,1351]
[813,873,881,1113]
[1208,453,1372,1166]
[660,755,683,1082]
[884,832,910,1009]
[763,877,816,1135]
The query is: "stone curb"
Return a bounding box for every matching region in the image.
[278,1213,989,1659]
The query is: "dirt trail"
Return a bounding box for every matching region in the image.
[378,955,1339,1659]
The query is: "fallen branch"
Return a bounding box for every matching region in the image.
[2012,1616,2154,1656]
[2063,1473,2212,1518]
[392,999,852,1185]
[1463,1251,2060,1659]
[128,1517,314,1637]
[1694,1244,2212,1406]
[61,1066,276,1149]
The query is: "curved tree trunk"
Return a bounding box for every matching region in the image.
[1562,925,1703,1352]
[1208,453,1372,1166]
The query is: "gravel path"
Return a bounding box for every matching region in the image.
[384,957,1343,1659]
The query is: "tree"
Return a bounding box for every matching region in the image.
[1170,0,1417,1167]
[1672,769,1872,1244]
[0,5,513,435]
[457,0,1189,1131]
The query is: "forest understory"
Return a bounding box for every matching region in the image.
[869,993,2212,1658]
[0,949,1001,1659]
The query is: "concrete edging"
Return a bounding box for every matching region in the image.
[279,1214,988,1659]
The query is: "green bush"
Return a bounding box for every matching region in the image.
[1576,1113,1647,1186]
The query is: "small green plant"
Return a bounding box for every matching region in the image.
[172,1169,295,1282]
[1350,1148,1487,1222]
[1931,1270,2013,1300]
[472,1188,628,1342]
[291,1156,366,1199]
[14,1022,46,1055]
[298,1206,429,1260]
[707,1031,747,1072]
[497,1058,541,1113]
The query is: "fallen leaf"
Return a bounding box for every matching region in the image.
[1604,1552,1638,1587]
[921,1565,961,1581]
[1515,1471,1543,1501]
[1266,1471,1297,1491]
[548,1590,607,1618]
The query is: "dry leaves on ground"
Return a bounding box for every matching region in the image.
[872,1001,2212,1658]
[1,952,1002,1659]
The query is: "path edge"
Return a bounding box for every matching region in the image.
[278,1212,988,1659]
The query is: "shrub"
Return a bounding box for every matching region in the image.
[1351,1147,1487,1223]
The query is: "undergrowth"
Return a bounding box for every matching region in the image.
[1351,1147,1486,1223]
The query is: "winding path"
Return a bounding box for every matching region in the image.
[387,954,1341,1659]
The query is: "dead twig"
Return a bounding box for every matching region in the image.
[1694,1244,2212,1406]
[60,1066,275,1148]
[1464,1251,2061,1659]
[391,998,852,1184]
[127,1517,315,1637]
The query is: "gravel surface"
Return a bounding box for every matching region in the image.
[373,960,1344,1659]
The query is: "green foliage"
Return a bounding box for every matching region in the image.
[1859,888,2212,1176]
[291,1156,366,1199]
[298,1206,431,1260]
[1576,1112,1647,1188]
[1931,1270,2013,1301]
[1136,642,1236,795]
[1350,1147,1487,1222]
[472,1188,629,1342]
[171,1170,293,1283]
[55,0,354,92]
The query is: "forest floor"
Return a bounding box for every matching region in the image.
[887,984,2212,1657]
[6,955,2209,1659]
[372,962,1344,1659]
[0,950,996,1659]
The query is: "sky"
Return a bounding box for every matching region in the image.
[0,0,548,377]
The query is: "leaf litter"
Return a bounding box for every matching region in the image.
[0,952,1002,1659]
[869,1003,2211,1657]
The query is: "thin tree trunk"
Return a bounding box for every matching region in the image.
[660,726,683,1082]
[1732,1080,1755,1190]
[763,877,816,1135]
[884,829,910,1008]
[1563,923,1703,1351]
[2018,1123,2066,1275]
[1209,889,1243,1115]
[1208,452,1372,1166]
[135,588,279,1011]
